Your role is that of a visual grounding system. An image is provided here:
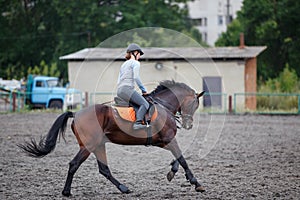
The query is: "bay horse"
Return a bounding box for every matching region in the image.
[18,80,205,196]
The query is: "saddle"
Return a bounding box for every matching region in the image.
[113,96,157,123]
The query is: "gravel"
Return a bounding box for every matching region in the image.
[0,112,299,199]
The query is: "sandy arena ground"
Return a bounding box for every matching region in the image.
[0,112,299,199]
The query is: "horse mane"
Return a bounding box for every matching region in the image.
[150,80,195,95]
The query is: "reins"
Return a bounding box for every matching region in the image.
[147,95,183,129]
[101,100,114,105]
[180,95,198,123]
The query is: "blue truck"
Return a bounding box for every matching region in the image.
[26,75,83,109]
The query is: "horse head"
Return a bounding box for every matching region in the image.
[179,91,205,130]
[150,80,205,130]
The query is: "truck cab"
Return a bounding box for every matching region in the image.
[26,75,82,109]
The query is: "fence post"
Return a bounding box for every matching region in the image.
[228,95,232,114]
[12,92,17,112]
[298,95,300,115]
[85,92,89,107]
[17,92,21,112]
[233,94,236,113]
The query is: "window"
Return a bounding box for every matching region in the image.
[218,15,223,25]
[225,15,233,24]
[193,17,207,26]
[193,18,202,26]
[47,79,59,87]
[229,15,233,23]
[35,81,45,87]
[203,17,207,26]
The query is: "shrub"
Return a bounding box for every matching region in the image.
[257,65,299,111]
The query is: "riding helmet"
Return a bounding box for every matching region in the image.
[126,43,144,55]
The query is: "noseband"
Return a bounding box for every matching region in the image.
[147,92,197,129]
[181,113,193,122]
[180,95,198,122]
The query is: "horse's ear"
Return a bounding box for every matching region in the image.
[196,91,205,99]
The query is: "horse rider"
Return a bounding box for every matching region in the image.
[117,43,150,130]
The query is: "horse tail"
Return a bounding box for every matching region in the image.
[18,111,74,158]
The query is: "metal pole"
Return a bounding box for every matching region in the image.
[233,93,236,113]
[298,95,300,114]
[17,92,21,112]
[85,92,89,107]
[87,31,91,47]
[228,95,232,113]
[12,92,16,112]
[226,0,230,25]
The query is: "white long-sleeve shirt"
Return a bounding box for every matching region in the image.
[117,59,147,93]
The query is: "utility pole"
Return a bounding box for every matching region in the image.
[87,31,91,47]
[225,0,231,25]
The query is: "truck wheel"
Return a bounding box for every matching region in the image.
[49,100,63,109]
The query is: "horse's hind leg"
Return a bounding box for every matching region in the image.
[94,144,131,194]
[62,147,90,197]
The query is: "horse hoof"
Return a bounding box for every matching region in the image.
[195,185,205,193]
[118,184,131,194]
[62,190,72,197]
[167,171,175,182]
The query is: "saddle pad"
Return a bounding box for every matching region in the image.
[114,106,136,122]
[113,106,158,123]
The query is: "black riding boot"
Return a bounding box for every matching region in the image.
[133,120,147,130]
[133,106,148,130]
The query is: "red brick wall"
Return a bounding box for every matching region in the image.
[245,57,257,110]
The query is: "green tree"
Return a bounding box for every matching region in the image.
[215,0,300,80]
[0,0,60,79]
[215,19,242,47]
[1,0,198,81]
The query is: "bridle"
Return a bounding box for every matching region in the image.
[146,95,183,128]
[147,93,198,128]
[181,113,194,123]
[179,94,199,125]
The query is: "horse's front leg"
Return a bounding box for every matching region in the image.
[177,155,205,192]
[167,159,179,181]
[164,138,205,192]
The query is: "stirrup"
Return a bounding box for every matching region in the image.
[133,122,147,130]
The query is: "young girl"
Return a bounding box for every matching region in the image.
[117,43,149,130]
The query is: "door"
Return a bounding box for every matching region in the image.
[31,80,49,103]
[203,77,222,108]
